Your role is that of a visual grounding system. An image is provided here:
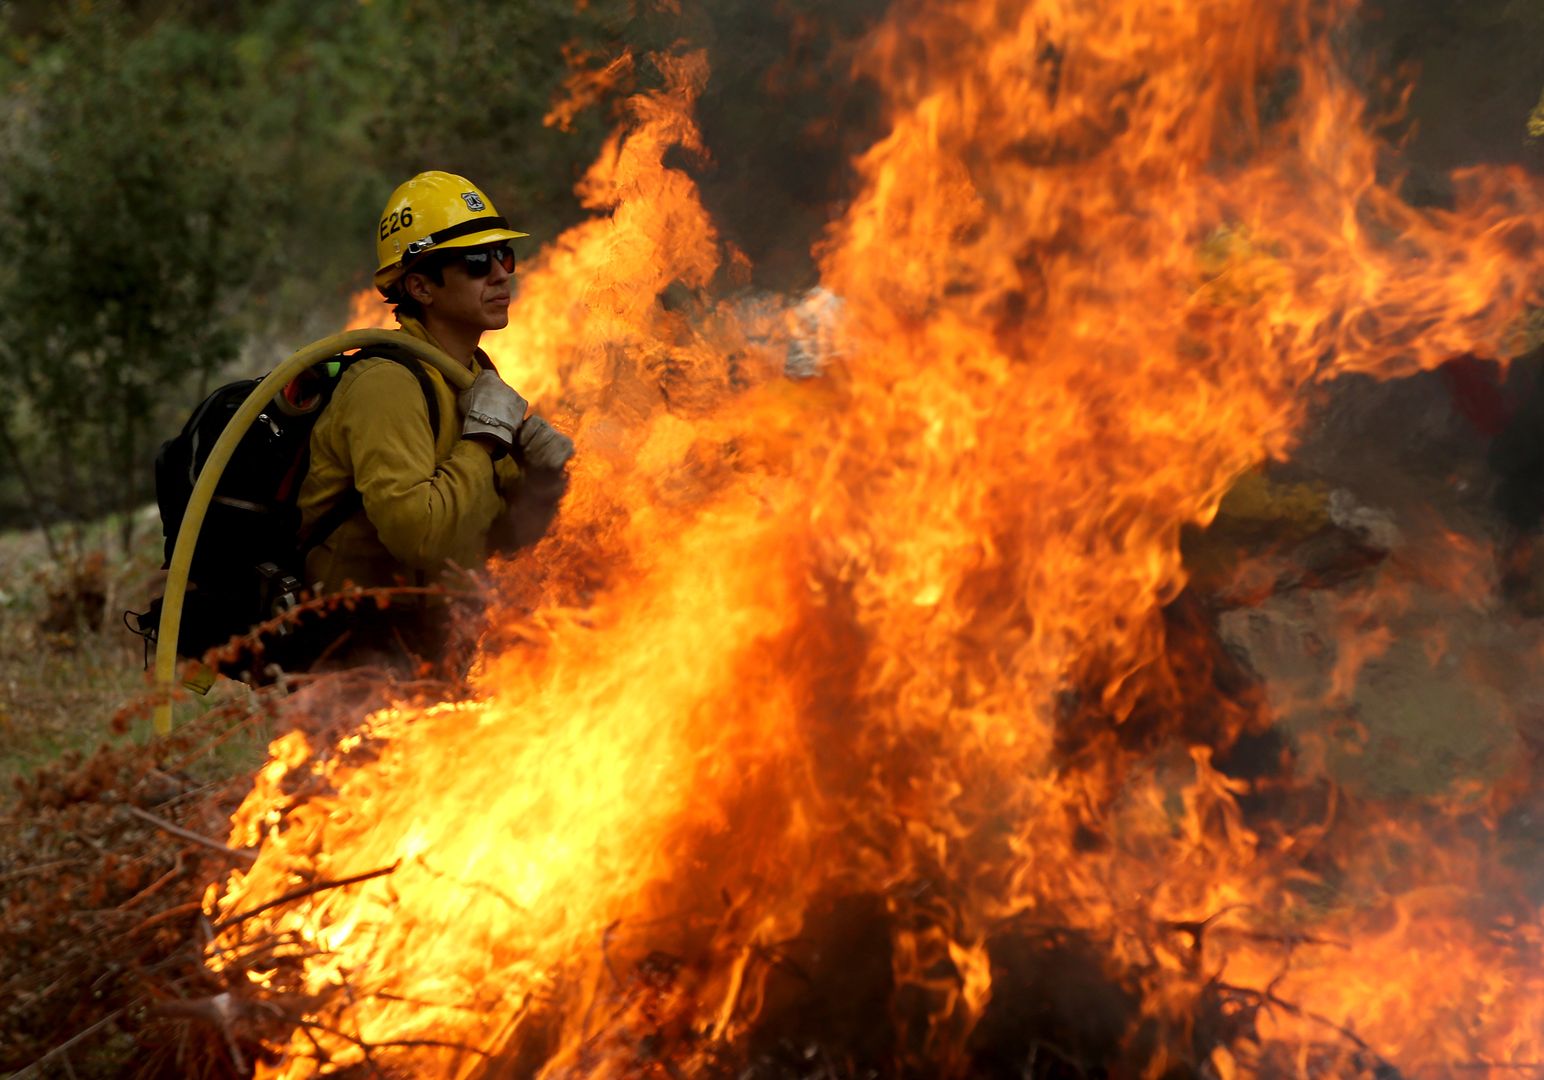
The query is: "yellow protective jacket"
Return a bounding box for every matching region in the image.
[298,317,521,594]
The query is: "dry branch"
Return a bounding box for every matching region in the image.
[124,804,256,863]
[211,860,400,933]
[1218,980,1393,1067]
[0,858,86,885]
[7,1008,126,1079]
[128,900,203,938]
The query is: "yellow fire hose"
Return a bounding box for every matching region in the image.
[151,329,475,734]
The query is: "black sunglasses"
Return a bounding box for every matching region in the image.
[455,244,515,278]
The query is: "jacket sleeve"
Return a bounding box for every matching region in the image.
[333,361,504,571]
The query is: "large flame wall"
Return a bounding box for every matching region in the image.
[210,1,1544,1076]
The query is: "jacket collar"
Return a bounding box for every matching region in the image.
[394,315,494,371]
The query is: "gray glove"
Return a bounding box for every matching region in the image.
[459,370,528,457]
[517,415,575,470]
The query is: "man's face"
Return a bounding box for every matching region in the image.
[408,243,513,334]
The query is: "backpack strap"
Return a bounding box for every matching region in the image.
[299,347,443,555]
[365,343,442,437]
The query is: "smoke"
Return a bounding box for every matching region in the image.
[620,1,1544,293]
[617,0,890,293]
[1353,2,1544,184]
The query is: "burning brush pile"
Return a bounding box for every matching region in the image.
[171,0,1544,1076]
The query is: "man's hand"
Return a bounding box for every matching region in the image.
[489,468,569,553]
[459,370,528,458]
[517,415,575,470]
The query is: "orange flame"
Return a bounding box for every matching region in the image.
[215,1,1544,1075]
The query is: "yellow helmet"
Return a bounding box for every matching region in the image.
[373,171,529,296]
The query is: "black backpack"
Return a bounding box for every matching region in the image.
[128,344,439,678]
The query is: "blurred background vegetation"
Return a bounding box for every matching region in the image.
[0,0,1539,551]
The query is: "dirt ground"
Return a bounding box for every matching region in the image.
[0,514,285,1077]
[0,511,271,788]
[1,514,164,783]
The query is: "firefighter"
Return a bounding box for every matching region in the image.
[298,170,573,666]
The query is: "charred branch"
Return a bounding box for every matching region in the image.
[211,861,400,934]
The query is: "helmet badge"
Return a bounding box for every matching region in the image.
[461,191,486,212]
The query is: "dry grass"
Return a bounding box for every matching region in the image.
[0,515,275,796]
[0,516,289,1076]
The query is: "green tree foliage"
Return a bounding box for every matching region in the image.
[214,0,634,317]
[0,10,262,547]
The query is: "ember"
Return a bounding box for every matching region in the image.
[206,0,1544,1076]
